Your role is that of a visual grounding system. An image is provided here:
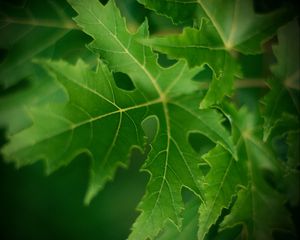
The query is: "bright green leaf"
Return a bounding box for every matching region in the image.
[2,1,236,239]
[0,0,298,239]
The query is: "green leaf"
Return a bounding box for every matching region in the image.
[140,0,292,53]
[142,19,240,108]
[2,1,236,239]
[198,145,247,240]
[0,65,66,134]
[140,0,292,107]
[137,0,201,25]
[0,0,79,88]
[220,105,294,239]
[1,0,298,239]
[157,197,200,240]
[263,20,300,141]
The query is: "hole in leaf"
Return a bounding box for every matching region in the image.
[156,52,178,68]
[181,187,199,204]
[0,48,7,63]
[198,162,210,176]
[113,72,135,91]
[141,115,159,144]
[205,196,240,239]
[215,108,232,133]
[115,0,149,26]
[99,0,109,5]
[192,64,213,83]
[221,115,232,133]
[188,132,215,155]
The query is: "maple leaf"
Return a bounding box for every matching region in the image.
[197,144,247,239]
[219,105,295,239]
[139,0,292,108]
[143,20,240,108]
[152,103,296,240]
[154,145,248,240]
[2,0,236,239]
[139,0,291,53]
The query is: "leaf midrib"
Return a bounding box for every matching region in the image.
[86,3,181,225]
[13,98,162,153]
[199,157,234,239]
[87,6,165,98]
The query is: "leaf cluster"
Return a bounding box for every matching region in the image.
[0,0,299,239]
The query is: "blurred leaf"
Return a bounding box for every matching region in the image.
[263,19,300,140]
[140,0,292,53]
[0,0,78,88]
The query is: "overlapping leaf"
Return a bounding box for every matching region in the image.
[262,20,300,208]
[155,104,296,239]
[198,144,247,239]
[1,0,298,239]
[143,20,240,108]
[152,104,296,240]
[140,0,291,53]
[140,0,292,107]
[219,105,294,239]
[157,197,200,240]
[263,20,300,140]
[2,0,236,239]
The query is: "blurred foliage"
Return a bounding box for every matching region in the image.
[0,133,148,239]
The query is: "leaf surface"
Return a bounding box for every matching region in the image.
[142,19,240,108]
[2,1,236,239]
[140,0,292,107]
[220,105,294,239]
[198,145,247,239]
[140,0,291,53]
